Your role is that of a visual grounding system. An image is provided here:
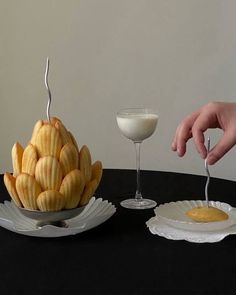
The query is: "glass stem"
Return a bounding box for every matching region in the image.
[134,141,142,201]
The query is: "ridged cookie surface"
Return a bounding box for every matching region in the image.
[22,144,38,176]
[79,179,97,206]
[30,120,43,146]
[55,121,72,145]
[35,124,62,158]
[5,117,103,212]
[79,145,92,184]
[4,172,22,207]
[35,156,63,191]
[37,190,65,211]
[92,161,103,185]
[16,173,41,210]
[12,142,24,177]
[60,169,85,209]
[59,142,79,176]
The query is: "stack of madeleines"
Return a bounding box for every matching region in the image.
[3,117,102,211]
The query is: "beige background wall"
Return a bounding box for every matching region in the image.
[1,0,236,181]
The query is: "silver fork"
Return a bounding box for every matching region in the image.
[204,137,211,207]
[44,57,52,123]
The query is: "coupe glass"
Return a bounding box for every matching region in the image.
[116,108,158,209]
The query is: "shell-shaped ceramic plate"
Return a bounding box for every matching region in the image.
[146,216,236,243]
[154,200,236,232]
[0,197,116,237]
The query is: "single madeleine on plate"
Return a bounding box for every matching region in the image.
[186,206,229,222]
[154,200,236,232]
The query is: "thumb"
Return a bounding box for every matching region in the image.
[207,131,236,165]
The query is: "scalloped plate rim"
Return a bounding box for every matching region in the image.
[0,198,116,237]
[154,200,236,232]
[146,216,236,243]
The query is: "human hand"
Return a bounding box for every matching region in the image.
[171,101,236,164]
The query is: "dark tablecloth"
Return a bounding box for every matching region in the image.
[0,169,236,295]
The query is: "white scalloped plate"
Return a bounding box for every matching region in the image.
[146,216,236,243]
[154,200,236,232]
[0,197,116,237]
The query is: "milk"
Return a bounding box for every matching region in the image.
[117,113,158,142]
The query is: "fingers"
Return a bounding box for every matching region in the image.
[191,113,214,159]
[171,110,200,157]
[192,128,207,159]
[172,125,191,157]
[207,130,236,165]
[172,101,236,163]
[172,104,216,159]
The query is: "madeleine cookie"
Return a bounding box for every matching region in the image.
[60,169,85,209]
[79,145,92,184]
[43,116,61,126]
[92,161,103,185]
[37,190,65,211]
[12,142,24,177]
[79,179,97,206]
[30,120,43,146]
[4,172,22,207]
[22,144,38,176]
[35,124,62,158]
[59,142,79,176]
[16,173,41,210]
[35,156,63,191]
[68,131,79,153]
[55,121,72,145]
[186,206,229,222]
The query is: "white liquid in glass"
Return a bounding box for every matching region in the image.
[116,108,158,209]
[117,113,158,142]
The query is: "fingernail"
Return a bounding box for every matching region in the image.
[171,144,176,151]
[199,149,207,159]
[177,148,182,156]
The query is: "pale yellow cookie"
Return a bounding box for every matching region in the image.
[55,121,72,145]
[79,145,92,184]
[30,120,43,146]
[35,156,63,191]
[68,131,79,153]
[59,142,79,176]
[12,142,24,177]
[22,144,38,176]
[79,179,97,206]
[37,190,65,211]
[43,116,61,126]
[60,169,85,209]
[16,173,41,210]
[91,160,103,186]
[35,124,62,158]
[4,172,22,207]
[186,206,229,222]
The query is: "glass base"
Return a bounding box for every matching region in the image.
[120,198,157,209]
